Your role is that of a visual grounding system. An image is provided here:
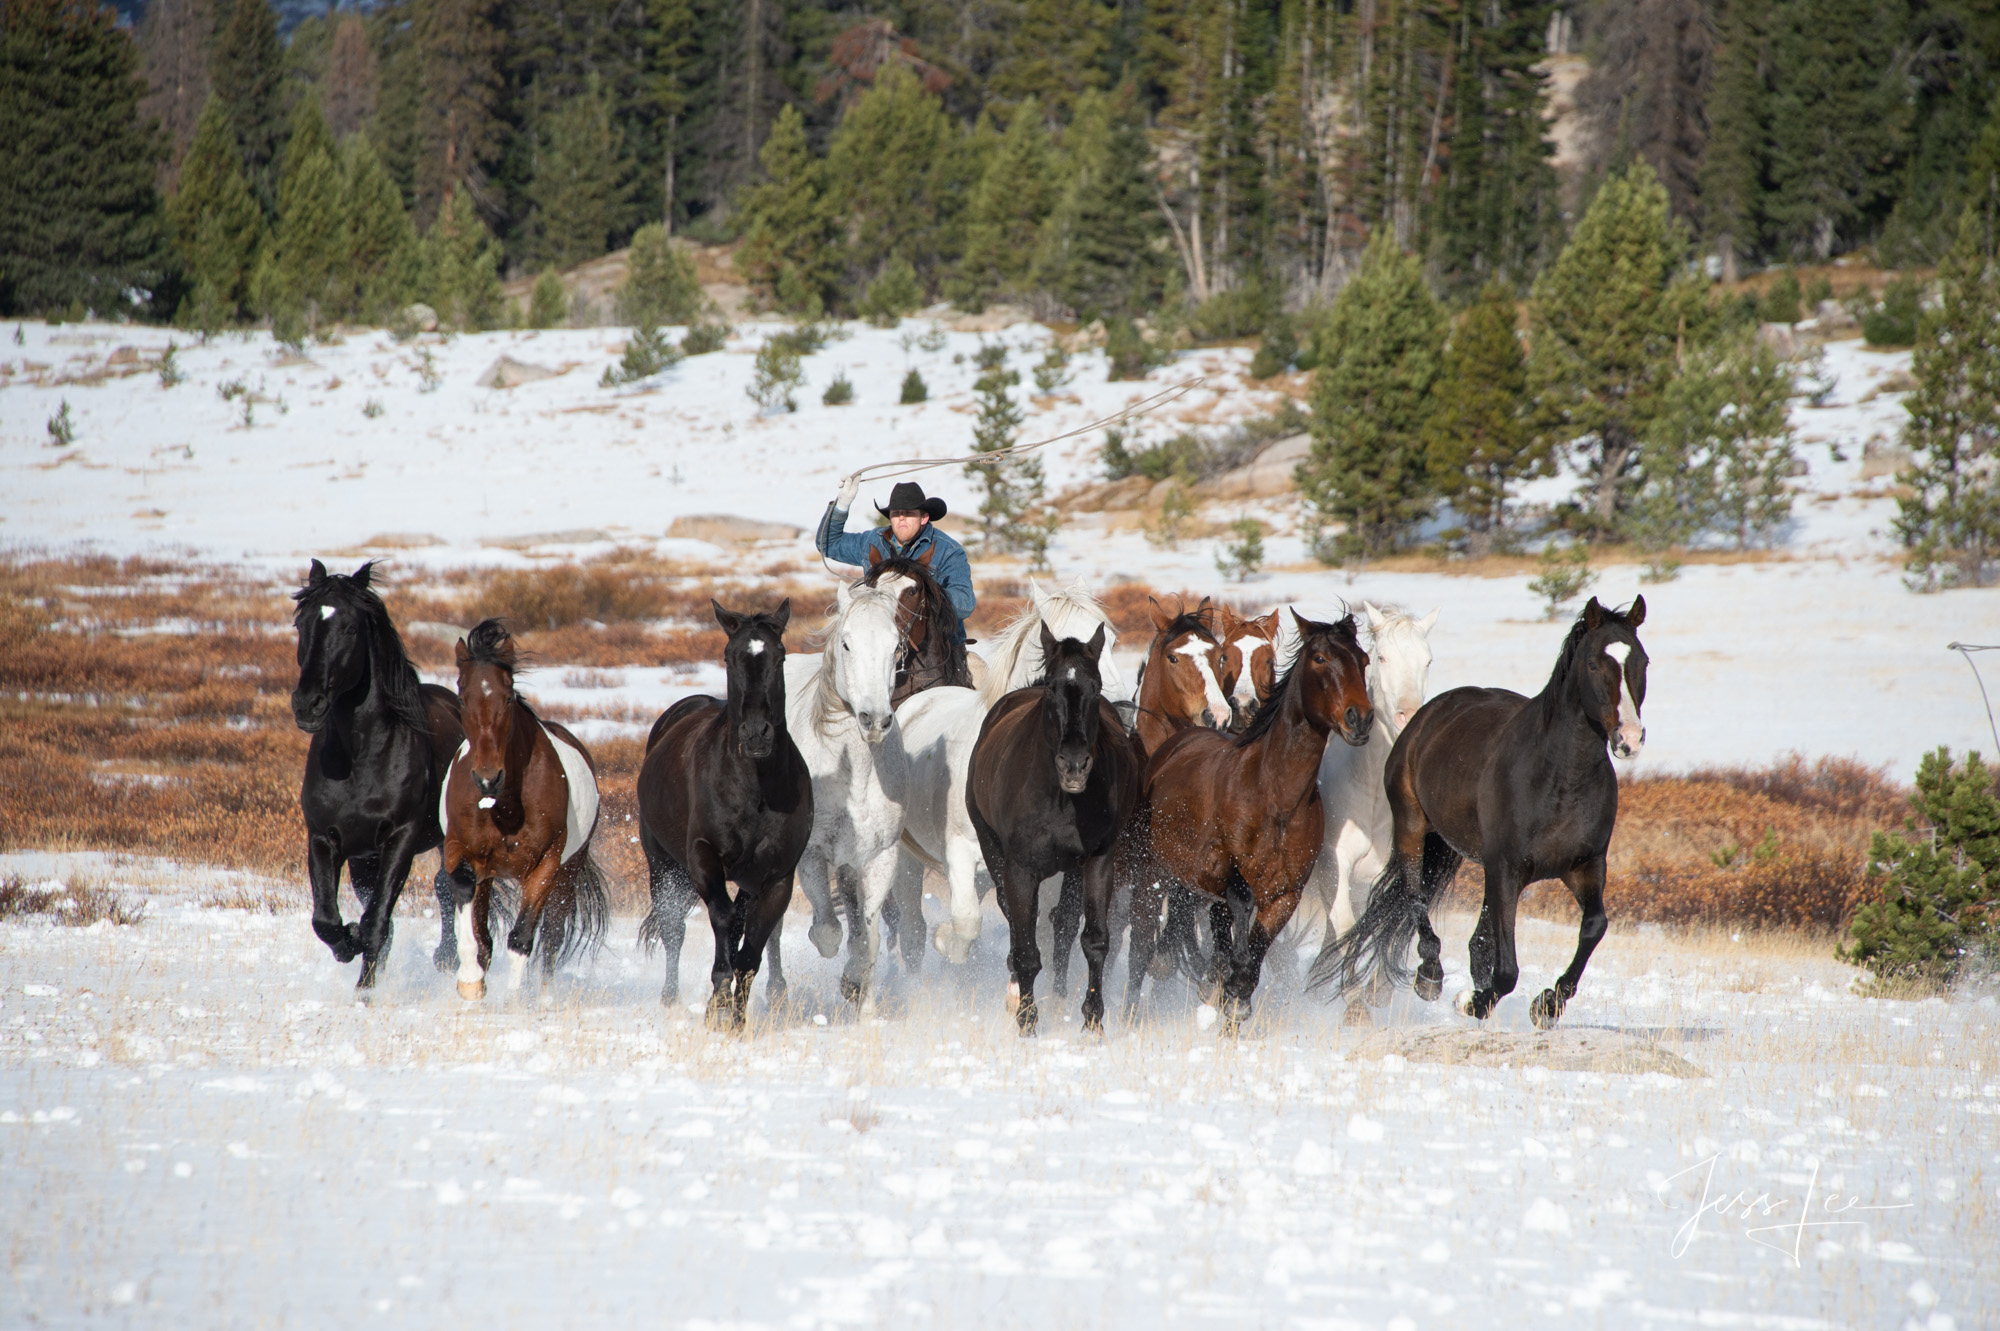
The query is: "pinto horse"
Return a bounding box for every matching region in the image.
[1309,596,1648,1028]
[1130,610,1373,1029]
[291,560,474,989]
[440,620,609,999]
[1217,605,1282,730]
[637,600,813,1029]
[1130,595,1230,757]
[966,626,1142,1035]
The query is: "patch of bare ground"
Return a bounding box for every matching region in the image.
[0,874,146,926]
[1,556,1908,936]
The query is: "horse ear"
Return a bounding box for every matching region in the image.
[1087,623,1106,659]
[351,562,373,590]
[915,545,935,567]
[712,599,744,635]
[867,547,883,568]
[454,638,471,668]
[1257,609,1281,634]
[1029,577,1046,607]
[1418,607,1440,634]
[1038,620,1060,661]
[836,581,854,610]
[1627,594,1646,628]
[1363,600,1386,630]
[770,598,792,633]
[1148,596,1172,632]
[1583,597,1603,629]
[307,559,327,586]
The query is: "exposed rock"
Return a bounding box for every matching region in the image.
[1861,436,1914,480]
[1063,475,1154,513]
[1757,322,1796,358]
[667,513,804,545]
[1058,320,1108,353]
[402,303,439,333]
[476,356,564,389]
[942,304,1034,333]
[1815,299,1860,335]
[1196,433,1312,501]
[107,345,140,365]
[1351,1024,1707,1078]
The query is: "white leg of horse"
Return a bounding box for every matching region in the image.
[845,848,900,1013]
[454,901,484,1000]
[888,851,926,974]
[935,836,982,964]
[796,846,842,959]
[506,946,529,994]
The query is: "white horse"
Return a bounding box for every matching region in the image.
[896,579,1127,964]
[1289,602,1438,955]
[778,578,912,1010]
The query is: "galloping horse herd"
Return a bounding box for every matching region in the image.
[289,554,1650,1036]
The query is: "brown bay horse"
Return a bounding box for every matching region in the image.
[440,620,608,999]
[1310,597,1649,1028]
[1129,610,1373,1029]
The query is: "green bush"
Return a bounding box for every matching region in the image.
[859,256,924,327]
[1528,541,1596,618]
[1862,274,1922,347]
[528,271,567,329]
[1215,517,1265,581]
[602,319,682,386]
[1105,316,1171,381]
[1760,269,1802,324]
[749,339,804,412]
[1840,748,1999,990]
[1032,342,1073,393]
[899,369,928,404]
[822,372,855,405]
[1805,272,1833,307]
[617,224,705,326]
[1249,317,1297,378]
[1185,283,1277,342]
[680,320,730,355]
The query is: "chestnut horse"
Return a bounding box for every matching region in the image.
[965,626,1142,1035]
[1217,605,1282,730]
[1130,595,1230,758]
[636,600,813,1030]
[1129,610,1373,1029]
[440,620,608,999]
[1310,597,1648,1028]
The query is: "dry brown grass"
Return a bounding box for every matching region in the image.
[0,874,147,926]
[0,555,1911,933]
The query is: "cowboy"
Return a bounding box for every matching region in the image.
[817,478,976,643]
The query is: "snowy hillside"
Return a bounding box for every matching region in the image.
[3,317,1994,775]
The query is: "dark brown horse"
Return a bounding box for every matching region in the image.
[1310,596,1649,1028]
[636,600,813,1030]
[440,620,608,999]
[966,626,1142,1035]
[1129,610,1373,1028]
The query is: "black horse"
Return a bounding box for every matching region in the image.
[1309,596,1649,1028]
[291,561,474,989]
[965,625,1143,1036]
[636,600,813,1030]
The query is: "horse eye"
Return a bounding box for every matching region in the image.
[1167,653,1178,664]
[1313,654,1328,665]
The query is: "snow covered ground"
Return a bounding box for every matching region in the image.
[3,318,1995,775]
[3,851,1995,1329]
[5,317,2000,1327]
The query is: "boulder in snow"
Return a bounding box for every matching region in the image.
[1349,1024,1707,1078]
[668,513,803,545]
[476,356,564,389]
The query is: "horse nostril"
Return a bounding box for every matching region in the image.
[1345,706,1362,732]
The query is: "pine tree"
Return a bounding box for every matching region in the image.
[410,0,503,228]
[616,221,702,325]
[0,0,171,316]
[421,188,502,329]
[209,0,287,217]
[1298,233,1446,561]
[1423,282,1543,554]
[527,75,632,269]
[963,354,1052,563]
[1895,195,2000,591]
[952,100,1055,311]
[826,64,954,298]
[991,0,1112,119]
[137,0,214,193]
[640,0,695,228]
[527,270,566,328]
[1036,87,1164,319]
[1840,747,2000,988]
[342,134,420,322]
[1528,162,1697,530]
[263,93,348,324]
[169,95,262,319]
[321,14,377,141]
[736,104,840,314]
[1700,0,1767,279]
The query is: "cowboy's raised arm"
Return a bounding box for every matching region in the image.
[815,476,869,564]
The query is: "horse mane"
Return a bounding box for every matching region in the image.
[462,618,539,714]
[291,562,430,732]
[981,581,1110,707]
[1540,600,1638,702]
[1234,611,1359,747]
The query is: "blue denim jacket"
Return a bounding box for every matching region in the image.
[815,504,976,642]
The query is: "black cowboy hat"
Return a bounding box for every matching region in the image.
[875,480,947,522]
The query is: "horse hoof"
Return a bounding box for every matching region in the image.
[456,979,485,1001]
[1413,961,1444,1003]
[809,921,843,959]
[1453,988,1477,1017]
[1530,989,1563,1029]
[1016,1000,1038,1037]
[1342,1001,1376,1028]
[1004,980,1021,1015]
[839,977,865,1005]
[432,947,459,974]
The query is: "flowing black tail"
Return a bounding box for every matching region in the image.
[541,850,610,975]
[1305,853,1431,998]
